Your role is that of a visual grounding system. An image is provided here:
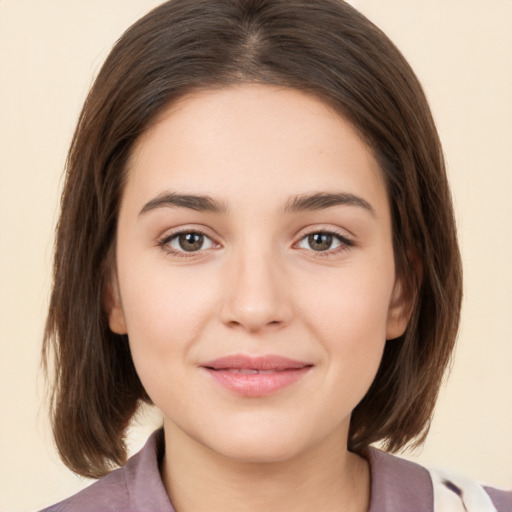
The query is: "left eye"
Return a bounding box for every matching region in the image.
[166,232,215,252]
[297,232,345,252]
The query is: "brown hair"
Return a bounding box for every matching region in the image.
[43,0,462,478]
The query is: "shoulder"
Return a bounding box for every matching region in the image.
[39,468,128,512]
[39,430,174,512]
[367,447,433,512]
[367,447,512,512]
[485,486,512,512]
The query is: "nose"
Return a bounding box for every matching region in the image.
[219,247,293,333]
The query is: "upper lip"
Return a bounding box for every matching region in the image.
[201,354,312,371]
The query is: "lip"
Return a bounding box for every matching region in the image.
[200,354,313,397]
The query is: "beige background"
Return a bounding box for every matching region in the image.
[1,1,511,510]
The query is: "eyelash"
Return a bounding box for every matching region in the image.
[157,228,355,259]
[296,229,355,258]
[157,228,215,259]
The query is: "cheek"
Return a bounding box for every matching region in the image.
[303,262,393,339]
[116,262,219,377]
[299,263,394,385]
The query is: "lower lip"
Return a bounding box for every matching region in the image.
[203,367,312,397]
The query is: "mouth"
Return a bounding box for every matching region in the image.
[200,354,313,397]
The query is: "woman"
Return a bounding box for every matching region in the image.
[41,1,511,510]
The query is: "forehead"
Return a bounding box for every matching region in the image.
[125,85,388,216]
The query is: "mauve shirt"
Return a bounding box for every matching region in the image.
[41,430,511,512]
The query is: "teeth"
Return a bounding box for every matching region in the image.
[224,368,278,374]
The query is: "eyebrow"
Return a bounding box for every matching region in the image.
[283,192,375,216]
[139,192,228,215]
[139,191,375,217]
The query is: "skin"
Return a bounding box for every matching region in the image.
[107,85,410,512]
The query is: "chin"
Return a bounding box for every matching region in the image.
[197,419,320,465]
[212,437,304,465]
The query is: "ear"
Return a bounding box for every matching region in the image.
[104,277,127,335]
[386,276,414,341]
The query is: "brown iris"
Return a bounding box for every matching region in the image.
[307,233,333,251]
[178,233,205,251]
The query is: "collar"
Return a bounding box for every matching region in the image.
[122,430,433,512]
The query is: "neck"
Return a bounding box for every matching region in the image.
[161,423,370,512]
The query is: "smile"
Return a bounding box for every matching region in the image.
[200,355,313,397]
[222,368,287,374]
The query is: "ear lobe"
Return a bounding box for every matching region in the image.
[104,279,127,335]
[386,277,413,340]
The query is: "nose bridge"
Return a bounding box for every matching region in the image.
[220,238,291,332]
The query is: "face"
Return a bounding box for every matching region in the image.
[108,85,409,464]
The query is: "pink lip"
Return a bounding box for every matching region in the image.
[200,354,313,397]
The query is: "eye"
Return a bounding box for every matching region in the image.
[297,231,351,252]
[163,231,215,253]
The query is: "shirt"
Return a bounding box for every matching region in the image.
[41,429,512,512]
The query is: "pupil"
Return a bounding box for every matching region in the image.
[179,233,204,251]
[309,233,332,251]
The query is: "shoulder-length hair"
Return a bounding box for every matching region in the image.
[43,0,462,478]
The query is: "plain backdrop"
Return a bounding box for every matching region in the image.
[1,1,511,510]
